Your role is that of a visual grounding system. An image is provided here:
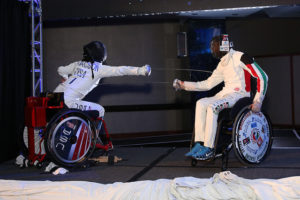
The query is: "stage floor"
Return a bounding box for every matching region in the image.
[0,129,299,184]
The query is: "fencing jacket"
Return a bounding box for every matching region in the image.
[54,61,144,100]
[183,49,268,105]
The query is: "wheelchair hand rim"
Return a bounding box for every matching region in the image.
[233,108,272,165]
[50,116,94,164]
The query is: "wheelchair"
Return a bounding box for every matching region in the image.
[190,95,273,171]
[20,92,113,168]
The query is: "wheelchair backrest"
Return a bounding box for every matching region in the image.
[250,76,257,99]
[39,92,66,121]
[40,92,65,107]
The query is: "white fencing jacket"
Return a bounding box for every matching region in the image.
[54,61,145,100]
[184,49,268,105]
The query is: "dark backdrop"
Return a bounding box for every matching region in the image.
[0,0,30,162]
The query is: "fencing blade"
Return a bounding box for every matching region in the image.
[98,81,173,86]
[152,67,212,74]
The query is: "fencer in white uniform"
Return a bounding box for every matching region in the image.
[173,35,268,160]
[15,41,151,167]
[54,41,151,118]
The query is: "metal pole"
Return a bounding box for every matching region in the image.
[31,0,36,96]
[39,0,43,93]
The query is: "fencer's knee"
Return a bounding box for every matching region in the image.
[207,104,217,114]
[196,99,207,112]
[99,109,105,118]
[98,106,105,117]
[196,99,208,109]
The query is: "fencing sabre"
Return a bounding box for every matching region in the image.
[97,67,212,86]
[152,67,212,74]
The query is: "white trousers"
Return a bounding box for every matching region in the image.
[65,99,105,118]
[194,92,248,148]
[54,85,104,117]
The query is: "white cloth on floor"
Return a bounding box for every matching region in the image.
[0,171,300,200]
[170,171,256,200]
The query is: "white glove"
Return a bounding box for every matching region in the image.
[173,79,184,91]
[138,64,151,76]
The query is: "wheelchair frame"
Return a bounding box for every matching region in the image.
[23,93,113,167]
[190,97,273,170]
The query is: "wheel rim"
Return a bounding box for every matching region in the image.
[50,116,94,164]
[234,109,271,164]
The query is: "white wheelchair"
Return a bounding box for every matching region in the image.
[190,93,273,170]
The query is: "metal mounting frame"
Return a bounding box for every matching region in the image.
[31,0,43,96]
[20,0,44,96]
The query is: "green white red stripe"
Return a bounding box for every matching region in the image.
[245,62,267,95]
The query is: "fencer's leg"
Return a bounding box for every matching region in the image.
[194,98,212,142]
[66,99,105,117]
[193,94,246,160]
[191,104,217,160]
[66,99,105,135]
[186,98,212,157]
[96,117,103,131]
[203,104,219,149]
[204,93,247,149]
[203,94,243,149]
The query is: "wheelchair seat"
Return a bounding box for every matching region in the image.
[218,97,252,122]
[82,110,100,119]
[40,92,66,121]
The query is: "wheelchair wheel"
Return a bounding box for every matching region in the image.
[45,109,97,168]
[19,126,46,155]
[232,107,273,165]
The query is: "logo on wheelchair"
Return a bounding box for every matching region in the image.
[235,110,271,164]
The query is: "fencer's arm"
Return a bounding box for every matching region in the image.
[57,62,78,80]
[241,62,268,112]
[253,70,268,108]
[98,64,151,78]
[174,68,223,92]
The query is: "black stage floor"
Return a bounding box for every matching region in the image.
[0,129,300,184]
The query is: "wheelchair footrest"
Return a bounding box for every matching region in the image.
[88,155,122,164]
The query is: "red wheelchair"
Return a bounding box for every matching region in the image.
[21,92,113,168]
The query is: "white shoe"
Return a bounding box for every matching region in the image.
[15,154,29,168]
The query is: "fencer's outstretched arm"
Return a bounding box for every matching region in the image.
[173,66,223,92]
[98,64,151,78]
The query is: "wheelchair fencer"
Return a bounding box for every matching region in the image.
[190,81,273,170]
[20,92,113,168]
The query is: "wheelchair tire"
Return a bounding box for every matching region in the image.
[44,109,97,168]
[232,107,273,165]
[19,126,46,156]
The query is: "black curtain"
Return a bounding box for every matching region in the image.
[0,0,30,162]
